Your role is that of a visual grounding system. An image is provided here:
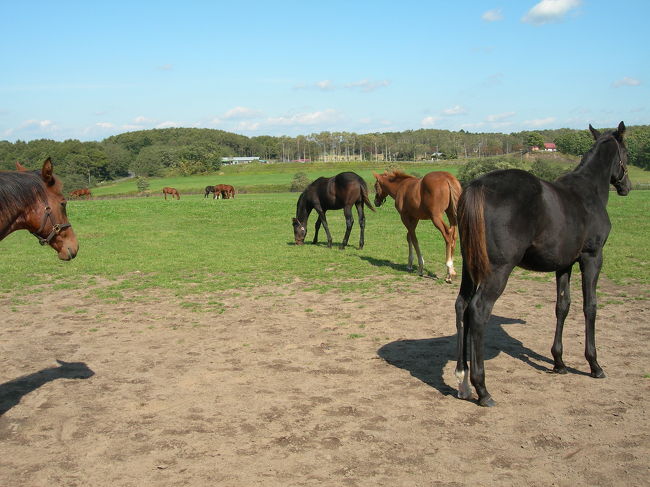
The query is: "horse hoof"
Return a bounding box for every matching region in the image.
[553,366,568,375]
[591,369,606,379]
[445,277,452,284]
[479,396,496,407]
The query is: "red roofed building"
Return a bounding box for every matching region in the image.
[544,142,557,151]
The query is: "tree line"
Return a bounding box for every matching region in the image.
[1,125,648,190]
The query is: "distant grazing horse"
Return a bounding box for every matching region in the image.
[454,122,631,407]
[213,184,225,199]
[204,185,215,198]
[373,170,461,282]
[162,187,180,200]
[1,158,78,260]
[292,172,374,249]
[70,188,91,199]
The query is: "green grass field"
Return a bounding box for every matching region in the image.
[0,187,648,299]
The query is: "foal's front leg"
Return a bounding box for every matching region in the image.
[580,252,606,378]
[552,266,572,374]
[313,216,322,244]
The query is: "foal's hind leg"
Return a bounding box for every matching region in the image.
[467,265,513,406]
[356,202,366,249]
[340,206,354,249]
[432,214,456,283]
[455,263,475,400]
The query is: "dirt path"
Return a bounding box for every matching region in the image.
[0,274,648,486]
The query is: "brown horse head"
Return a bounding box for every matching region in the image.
[28,159,79,260]
[372,172,388,207]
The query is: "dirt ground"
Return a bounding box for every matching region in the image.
[0,272,648,486]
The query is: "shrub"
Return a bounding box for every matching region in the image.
[135,176,150,193]
[457,158,524,186]
[529,158,570,182]
[290,172,311,192]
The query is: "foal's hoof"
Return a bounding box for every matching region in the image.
[590,369,606,379]
[479,395,496,407]
[553,366,568,375]
[445,276,452,284]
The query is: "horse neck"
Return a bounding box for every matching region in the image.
[379,177,405,198]
[295,195,312,224]
[569,138,617,203]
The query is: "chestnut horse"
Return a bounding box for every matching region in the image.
[455,122,631,407]
[70,188,91,199]
[292,172,374,249]
[221,184,235,199]
[373,171,461,282]
[1,158,78,260]
[162,187,180,200]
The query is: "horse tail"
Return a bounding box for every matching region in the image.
[446,176,462,226]
[360,180,376,212]
[458,184,490,284]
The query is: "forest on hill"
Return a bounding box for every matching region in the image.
[1,125,648,190]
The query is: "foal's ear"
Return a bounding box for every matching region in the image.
[41,157,55,185]
[615,121,626,138]
[589,124,601,140]
[15,161,28,171]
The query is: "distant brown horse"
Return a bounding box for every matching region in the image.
[1,158,78,260]
[221,184,235,199]
[70,188,91,199]
[373,170,461,282]
[162,187,180,200]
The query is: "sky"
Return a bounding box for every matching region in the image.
[1,0,648,142]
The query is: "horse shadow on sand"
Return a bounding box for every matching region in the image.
[377,315,589,400]
[0,360,94,415]
[360,255,440,279]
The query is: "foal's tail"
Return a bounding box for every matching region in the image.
[360,180,376,212]
[458,184,490,284]
[446,177,462,226]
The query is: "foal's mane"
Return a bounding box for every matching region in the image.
[574,129,618,171]
[0,170,47,224]
[385,170,416,182]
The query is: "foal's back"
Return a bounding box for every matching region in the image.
[472,168,588,272]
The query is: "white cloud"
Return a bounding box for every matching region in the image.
[612,77,641,88]
[421,116,441,127]
[134,116,153,124]
[316,80,334,91]
[482,9,503,22]
[442,105,467,116]
[235,121,261,131]
[267,109,342,127]
[96,122,114,129]
[524,116,556,127]
[522,0,581,25]
[486,111,515,122]
[344,79,390,93]
[223,106,263,119]
[157,64,173,71]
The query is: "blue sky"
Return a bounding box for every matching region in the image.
[1,0,648,142]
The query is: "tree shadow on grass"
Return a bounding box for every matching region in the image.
[377,315,588,402]
[0,360,94,415]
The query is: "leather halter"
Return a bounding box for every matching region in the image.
[31,206,71,246]
[610,137,628,186]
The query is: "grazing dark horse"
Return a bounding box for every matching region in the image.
[292,172,375,249]
[454,122,631,407]
[0,158,78,260]
[373,170,462,282]
[162,187,180,200]
[204,185,215,198]
[70,188,91,199]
